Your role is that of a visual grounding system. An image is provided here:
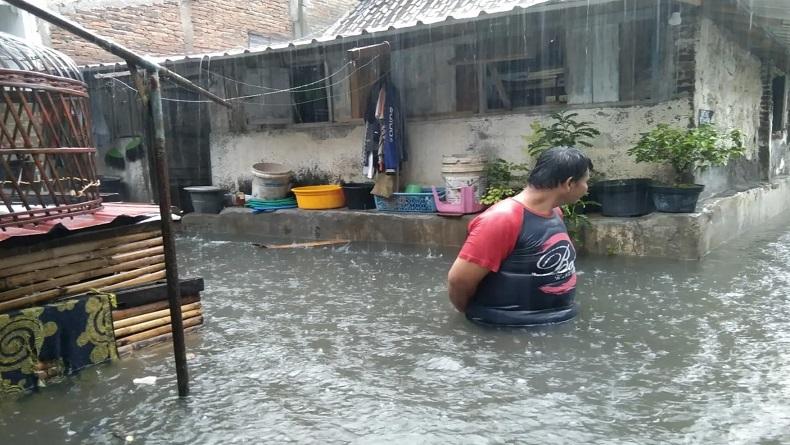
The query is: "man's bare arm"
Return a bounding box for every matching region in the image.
[447,258,491,312]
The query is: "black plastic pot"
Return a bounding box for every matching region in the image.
[598,178,653,217]
[342,182,376,210]
[651,184,704,213]
[184,186,224,214]
[579,183,602,214]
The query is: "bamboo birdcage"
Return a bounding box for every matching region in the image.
[0,32,101,230]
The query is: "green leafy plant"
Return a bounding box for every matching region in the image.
[525,111,601,157]
[561,198,597,246]
[479,158,528,205]
[480,113,601,207]
[627,124,745,184]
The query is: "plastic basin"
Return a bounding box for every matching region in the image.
[292,185,346,210]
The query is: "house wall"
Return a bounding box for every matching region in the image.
[209,99,691,191]
[85,61,213,209]
[205,4,693,192]
[49,0,357,64]
[693,16,764,195]
[85,3,783,203]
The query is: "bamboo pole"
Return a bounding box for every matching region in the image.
[0,265,166,313]
[0,230,161,270]
[113,302,201,329]
[148,70,189,397]
[117,325,202,356]
[253,239,351,249]
[116,315,203,347]
[0,238,163,279]
[0,245,165,289]
[112,295,200,321]
[0,255,165,302]
[113,308,202,338]
[102,270,166,292]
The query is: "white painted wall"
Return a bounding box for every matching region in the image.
[210,98,691,191]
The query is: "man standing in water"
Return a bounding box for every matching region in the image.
[447,147,592,326]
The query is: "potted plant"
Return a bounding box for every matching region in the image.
[525,111,602,216]
[628,124,744,213]
[594,177,654,217]
[482,111,601,207]
[479,158,528,206]
[528,113,653,218]
[525,111,601,157]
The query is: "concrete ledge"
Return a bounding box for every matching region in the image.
[180,208,474,248]
[180,176,790,259]
[582,176,790,259]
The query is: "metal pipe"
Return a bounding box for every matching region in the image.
[149,70,189,397]
[2,0,231,108]
[346,41,391,61]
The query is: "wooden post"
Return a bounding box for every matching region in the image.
[149,70,189,397]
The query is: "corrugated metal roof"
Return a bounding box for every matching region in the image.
[324,0,557,37]
[743,0,790,51]
[0,202,163,244]
[83,0,594,69]
[82,0,790,73]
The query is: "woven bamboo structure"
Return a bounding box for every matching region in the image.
[0,32,100,230]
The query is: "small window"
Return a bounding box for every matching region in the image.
[454,24,566,113]
[620,18,658,101]
[484,56,566,110]
[290,64,330,123]
[772,75,786,132]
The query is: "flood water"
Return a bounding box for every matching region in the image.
[2,216,790,444]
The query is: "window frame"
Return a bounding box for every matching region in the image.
[288,60,333,124]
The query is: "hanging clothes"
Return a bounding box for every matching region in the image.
[381,81,406,173]
[362,81,383,178]
[362,79,407,178]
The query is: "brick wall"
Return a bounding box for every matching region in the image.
[305,0,357,36]
[49,0,357,64]
[188,0,290,53]
[674,5,698,99]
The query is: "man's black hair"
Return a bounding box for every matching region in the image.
[527,146,593,189]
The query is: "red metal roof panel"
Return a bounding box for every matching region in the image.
[0,202,161,244]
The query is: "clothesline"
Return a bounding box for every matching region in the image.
[199,60,355,92]
[106,65,391,107]
[102,55,380,103]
